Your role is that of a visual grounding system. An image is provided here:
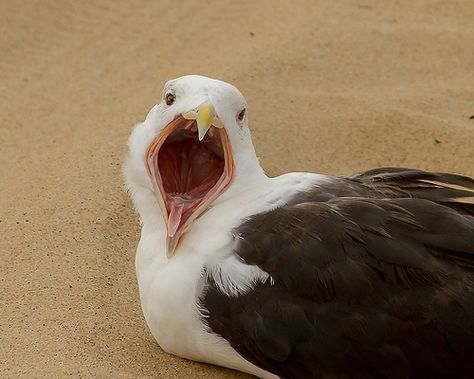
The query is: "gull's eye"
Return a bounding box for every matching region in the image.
[237,108,246,121]
[164,92,175,106]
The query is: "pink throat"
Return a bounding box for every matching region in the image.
[146,116,234,240]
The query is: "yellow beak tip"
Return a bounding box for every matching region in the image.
[181,102,216,142]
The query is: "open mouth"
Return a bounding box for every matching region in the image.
[145,115,234,255]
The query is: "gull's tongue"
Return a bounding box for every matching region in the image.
[167,200,184,237]
[167,196,198,237]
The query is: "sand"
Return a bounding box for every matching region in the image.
[1,0,473,377]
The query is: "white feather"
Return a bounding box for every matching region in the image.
[124,75,332,378]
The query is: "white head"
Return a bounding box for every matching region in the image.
[124,75,265,257]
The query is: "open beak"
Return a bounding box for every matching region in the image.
[145,102,234,258]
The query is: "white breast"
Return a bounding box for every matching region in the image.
[134,172,330,378]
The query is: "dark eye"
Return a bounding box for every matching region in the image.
[165,92,175,106]
[237,108,246,121]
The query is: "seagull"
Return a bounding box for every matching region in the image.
[124,75,474,379]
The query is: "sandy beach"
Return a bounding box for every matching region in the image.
[1,0,473,377]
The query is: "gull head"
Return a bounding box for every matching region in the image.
[125,75,263,257]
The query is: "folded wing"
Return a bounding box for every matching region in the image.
[202,168,474,379]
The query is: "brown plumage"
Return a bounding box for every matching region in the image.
[201,168,474,379]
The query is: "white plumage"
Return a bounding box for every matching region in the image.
[124,75,328,377]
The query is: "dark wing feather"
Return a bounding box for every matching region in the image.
[201,168,474,379]
[351,167,474,213]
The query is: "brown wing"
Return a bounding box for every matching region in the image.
[201,168,474,379]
